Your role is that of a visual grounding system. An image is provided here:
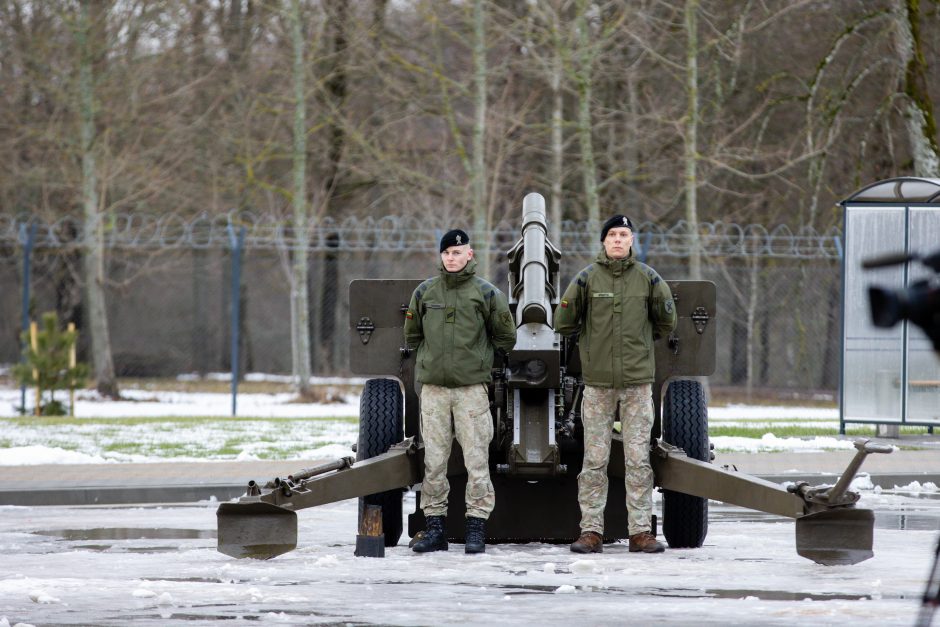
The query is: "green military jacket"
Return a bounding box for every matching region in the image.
[404,259,517,387]
[554,249,676,387]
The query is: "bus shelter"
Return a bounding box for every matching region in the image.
[840,177,940,434]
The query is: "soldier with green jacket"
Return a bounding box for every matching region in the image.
[555,215,676,554]
[403,228,517,554]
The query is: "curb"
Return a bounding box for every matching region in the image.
[2,472,938,507]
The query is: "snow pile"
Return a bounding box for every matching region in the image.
[28,590,60,604]
[849,473,875,491]
[893,480,939,493]
[1,446,110,466]
[711,433,860,453]
[570,559,602,574]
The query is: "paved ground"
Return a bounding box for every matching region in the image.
[2,435,939,506]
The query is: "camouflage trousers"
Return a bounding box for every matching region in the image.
[419,383,495,520]
[578,384,655,536]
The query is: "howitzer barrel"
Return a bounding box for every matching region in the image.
[518,193,552,326]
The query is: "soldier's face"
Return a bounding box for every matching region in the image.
[603,227,633,259]
[441,244,473,272]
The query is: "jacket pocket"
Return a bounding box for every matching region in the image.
[587,293,615,383]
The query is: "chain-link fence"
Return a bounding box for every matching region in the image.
[0,213,842,393]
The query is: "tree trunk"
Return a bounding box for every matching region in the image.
[549,10,563,245]
[575,0,599,228]
[894,0,940,177]
[624,72,640,212]
[78,1,118,398]
[471,0,489,278]
[745,254,760,399]
[684,0,702,280]
[289,0,312,397]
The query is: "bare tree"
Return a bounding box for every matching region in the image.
[893,0,940,177]
[289,0,312,396]
[471,0,490,277]
[77,0,118,398]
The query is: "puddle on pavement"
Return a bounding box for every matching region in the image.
[708,511,790,524]
[710,508,940,531]
[492,583,912,601]
[671,589,895,602]
[34,527,216,541]
[142,577,234,584]
[874,512,940,530]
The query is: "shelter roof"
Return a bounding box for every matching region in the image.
[842,177,940,204]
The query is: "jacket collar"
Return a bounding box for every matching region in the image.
[439,258,477,287]
[595,249,635,277]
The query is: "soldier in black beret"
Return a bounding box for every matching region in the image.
[556,213,676,555]
[403,227,517,554]
[439,229,470,254]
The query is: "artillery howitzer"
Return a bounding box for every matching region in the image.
[217,193,890,565]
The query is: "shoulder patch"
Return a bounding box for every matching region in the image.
[415,277,436,301]
[474,277,498,299]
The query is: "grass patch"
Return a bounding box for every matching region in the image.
[103,441,195,457]
[710,425,931,438]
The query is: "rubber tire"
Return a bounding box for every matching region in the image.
[661,379,709,549]
[357,378,404,547]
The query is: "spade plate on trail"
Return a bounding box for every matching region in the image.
[795,508,874,566]
[217,501,298,560]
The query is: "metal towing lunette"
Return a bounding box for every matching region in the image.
[217,192,892,565]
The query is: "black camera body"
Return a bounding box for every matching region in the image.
[865,249,940,351]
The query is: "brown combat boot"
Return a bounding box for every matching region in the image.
[629,531,665,553]
[570,531,604,554]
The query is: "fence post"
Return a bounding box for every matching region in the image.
[19,222,37,414]
[228,224,246,417]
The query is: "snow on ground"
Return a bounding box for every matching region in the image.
[709,433,865,453]
[0,492,936,626]
[0,383,908,464]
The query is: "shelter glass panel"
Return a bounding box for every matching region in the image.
[852,182,899,201]
[899,180,940,202]
[842,207,905,423]
[905,208,940,424]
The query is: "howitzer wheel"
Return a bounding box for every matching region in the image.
[661,379,709,549]
[358,378,404,547]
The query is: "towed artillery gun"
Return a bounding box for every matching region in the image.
[217,193,891,565]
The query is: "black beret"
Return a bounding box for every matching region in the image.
[600,215,634,241]
[440,229,470,252]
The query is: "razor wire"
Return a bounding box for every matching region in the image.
[0,211,844,259]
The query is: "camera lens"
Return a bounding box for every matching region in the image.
[868,287,902,328]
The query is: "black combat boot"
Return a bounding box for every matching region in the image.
[412,515,448,553]
[464,516,486,554]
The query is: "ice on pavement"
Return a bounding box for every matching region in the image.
[0,492,936,626]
